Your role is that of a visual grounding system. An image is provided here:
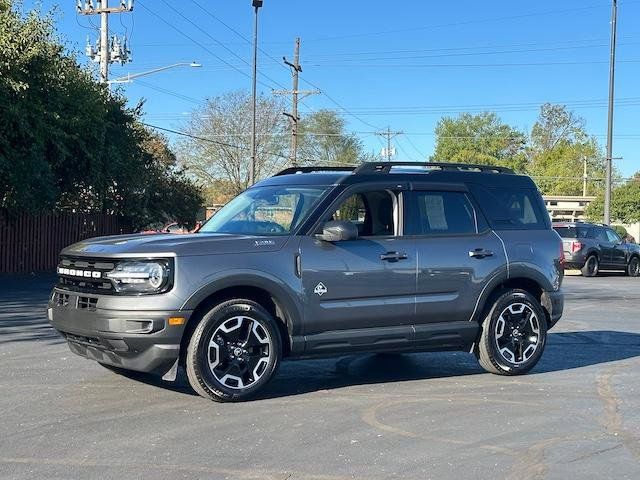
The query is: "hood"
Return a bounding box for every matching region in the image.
[61,233,290,257]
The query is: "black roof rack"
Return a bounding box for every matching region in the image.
[274,166,356,176]
[274,162,515,177]
[354,162,515,174]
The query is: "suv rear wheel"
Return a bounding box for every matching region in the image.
[185,299,282,402]
[476,289,548,376]
[627,256,640,277]
[581,255,599,277]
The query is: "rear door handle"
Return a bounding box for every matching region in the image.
[380,251,408,262]
[469,248,494,258]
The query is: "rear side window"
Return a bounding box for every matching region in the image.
[470,185,548,230]
[554,226,589,238]
[407,191,477,235]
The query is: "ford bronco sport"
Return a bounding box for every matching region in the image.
[49,162,564,402]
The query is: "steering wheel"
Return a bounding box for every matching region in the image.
[261,221,286,234]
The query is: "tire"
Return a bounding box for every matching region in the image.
[628,256,640,277]
[581,255,599,277]
[185,299,282,402]
[476,289,548,376]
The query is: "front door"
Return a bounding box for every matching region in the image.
[593,226,615,265]
[299,186,415,354]
[406,187,506,348]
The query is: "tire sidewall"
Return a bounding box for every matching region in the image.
[582,255,599,277]
[628,257,640,277]
[187,300,281,401]
[484,290,548,375]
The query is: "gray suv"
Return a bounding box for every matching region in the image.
[49,162,564,402]
[553,222,640,277]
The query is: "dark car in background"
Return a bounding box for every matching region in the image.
[553,222,640,277]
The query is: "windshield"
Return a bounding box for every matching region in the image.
[199,185,330,236]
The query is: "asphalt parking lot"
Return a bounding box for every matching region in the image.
[1,273,639,480]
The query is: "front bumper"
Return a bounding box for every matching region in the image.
[48,288,191,375]
[541,289,564,329]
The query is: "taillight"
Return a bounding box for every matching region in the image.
[559,242,565,267]
[571,241,583,253]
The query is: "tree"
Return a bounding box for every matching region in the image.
[431,112,527,171]
[179,90,289,201]
[297,109,375,166]
[586,174,640,224]
[0,1,202,229]
[526,104,604,196]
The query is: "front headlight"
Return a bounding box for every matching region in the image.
[106,260,173,294]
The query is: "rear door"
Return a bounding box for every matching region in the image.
[592,226,614,265]
[299,183,416,354]
[406,184,506,348]
[605,228,627,266]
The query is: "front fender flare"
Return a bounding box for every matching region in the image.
[180,269,303,337]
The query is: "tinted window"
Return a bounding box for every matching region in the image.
[330,190,396,236]
[592,227,608,241]
[554,226,589,238]
[408,191,476,235]
[606,229,621,243]
[470,185,547,230]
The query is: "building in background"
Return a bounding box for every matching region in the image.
[543,195,596,222]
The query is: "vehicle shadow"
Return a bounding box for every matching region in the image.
[122,330,640,400]
[254,330,640,400]
[0,274,64,346]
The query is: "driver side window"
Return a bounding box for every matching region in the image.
[331,190,397,237]
[606,229,621,243]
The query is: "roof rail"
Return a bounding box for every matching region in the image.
[274,166,356,176]
[354,162,515,175]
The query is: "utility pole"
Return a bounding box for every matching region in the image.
[249,0,262,186]
[604,0,618,225]
[375,127,403,161]
[272,38,319,166]
[583,158,588,197]
[78,0,133,84]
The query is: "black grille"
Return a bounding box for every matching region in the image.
[57,257,117,294]
[78,296,98,311]
[53,292,71,307]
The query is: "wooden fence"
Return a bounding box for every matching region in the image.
[0,212,131,273]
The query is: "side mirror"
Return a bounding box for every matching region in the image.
[315,220,358,242]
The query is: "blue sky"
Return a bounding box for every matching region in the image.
[29,0,640,177]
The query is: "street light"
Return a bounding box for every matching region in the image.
[249,0,263,186]
[107,62,202,84]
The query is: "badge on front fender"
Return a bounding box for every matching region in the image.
[314,282,327,296]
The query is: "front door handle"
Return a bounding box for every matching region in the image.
[380,251,408,262]
[469,248,494,259]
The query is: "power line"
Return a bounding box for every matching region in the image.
[156,0,288,92]
[142,122,331,166]
[302,59,640,68]
[302,2,640,43]
[136,0,279,91]
[135,80,201,104]
[185,0,381,131]
[404,135,427,159]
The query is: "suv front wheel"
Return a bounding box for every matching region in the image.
[476,289,548,376]
[185,299,282,402]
